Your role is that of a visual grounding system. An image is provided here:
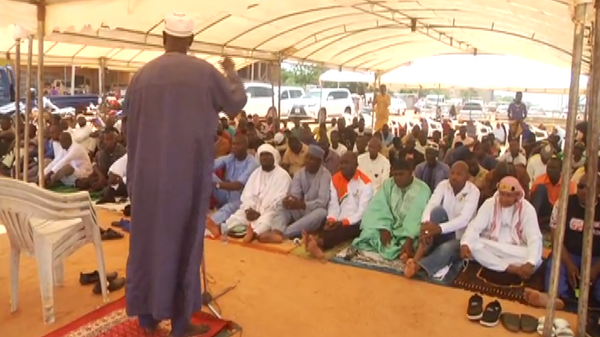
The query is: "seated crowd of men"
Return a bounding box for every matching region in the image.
[0,113,128,204]
[208,111,600,309]
[2,109,597,309]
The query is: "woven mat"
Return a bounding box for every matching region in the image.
[330,247,462,285]
[42,297,241,337]
[452,261,545,304]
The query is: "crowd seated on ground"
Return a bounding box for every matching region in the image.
[0,104,595,313]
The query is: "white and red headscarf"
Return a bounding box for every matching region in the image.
[486,176,525,244]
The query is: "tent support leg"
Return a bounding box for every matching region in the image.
[542,3,586,334]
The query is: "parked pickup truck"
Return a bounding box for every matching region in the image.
[0,66,101,114]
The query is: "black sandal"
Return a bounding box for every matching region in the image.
[480,300,502,327]
[93,276,126,294]
[500,312,521,332]
[466,294,484,321]
[79,270,118,285]
[101,228,124,241]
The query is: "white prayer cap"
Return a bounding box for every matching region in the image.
[273,132,285,145]
[257,144,281,165]
[164,12,194,37]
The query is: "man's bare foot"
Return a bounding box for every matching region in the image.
[257,231,284,244]
[404,259,420,278]
[242,225,255,243]
[399,253,409,263]
[306,236,325,260]
[302,230,309,249]
[205,218,221,239]
[169,323,210,337]
[524,288,564,310]
[143,327,158,335]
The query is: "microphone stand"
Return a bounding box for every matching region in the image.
[200,253,238,319]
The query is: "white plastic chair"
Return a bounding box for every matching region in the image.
[0,177,109,324]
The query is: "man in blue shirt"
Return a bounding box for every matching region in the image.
[507,92,527,141]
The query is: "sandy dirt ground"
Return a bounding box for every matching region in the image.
[0,209,577,337]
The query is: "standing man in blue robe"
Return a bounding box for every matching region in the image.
[122,12,247,337]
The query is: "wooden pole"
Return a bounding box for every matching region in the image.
[13,38,21,180]
[22,36,33,181]
[542,4,586,334]
[575,2,600,335]
[36,2,46,187]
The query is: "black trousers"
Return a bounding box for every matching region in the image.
[321,224,361,250]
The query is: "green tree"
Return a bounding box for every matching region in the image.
[459,88,478,100]
[282,64,325,86]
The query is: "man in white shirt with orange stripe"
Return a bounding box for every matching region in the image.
[304,152,374,259]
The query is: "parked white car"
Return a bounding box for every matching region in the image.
[348,107,374,129]
[243,82,305,117]
[289,88,355,122]
[390,98,407,115]
[458,101,486,122]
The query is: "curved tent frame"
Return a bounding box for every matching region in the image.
[0,0,593,73]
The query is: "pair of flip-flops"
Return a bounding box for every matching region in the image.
[501,313,537,333]
[78,270,126,295]
[537,317,574,337]
[100,227,123,240]
[111,218,131,232]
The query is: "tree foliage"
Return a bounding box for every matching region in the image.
[281,64,325,86]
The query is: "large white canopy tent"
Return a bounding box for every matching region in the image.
[319,55,590,94]
[0,0,594,74]
[0,26,255,71]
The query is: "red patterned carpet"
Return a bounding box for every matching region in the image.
[42,297,240,337]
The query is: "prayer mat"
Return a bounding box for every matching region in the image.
[42,297,241,337]
[95,202,129,213]
[291,241,351,260]
[330,247,463,285]
[49,185,103,200]
[451,261,546,305]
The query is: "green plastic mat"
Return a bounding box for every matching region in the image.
[48,185,103,200]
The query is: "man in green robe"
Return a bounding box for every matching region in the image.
[352,158,431,260]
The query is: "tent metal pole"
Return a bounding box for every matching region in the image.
[575,1,600,335]
[23,36,33,181]
[13,38,21,180]
[276,57,282,128]
[36,2,46,187]
[542,3,587,335]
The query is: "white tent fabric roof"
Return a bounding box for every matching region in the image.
[0,26,255,71]
[0,0,593,73]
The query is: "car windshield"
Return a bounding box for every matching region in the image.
[462,103,482,110]
[304,90,323,99]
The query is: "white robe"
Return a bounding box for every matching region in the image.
[526,154,547,184]
[108,153,127,190]
[225,165,291,235]
[460,196,543,272]
[71,124,97,153]
[357,152,390,192]
[43,143,93,186]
